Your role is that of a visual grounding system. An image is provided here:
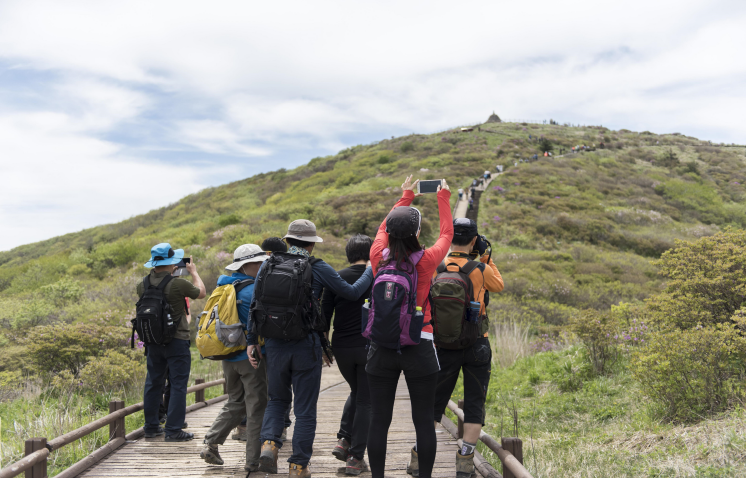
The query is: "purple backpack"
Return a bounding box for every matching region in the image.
[362,249,425,350]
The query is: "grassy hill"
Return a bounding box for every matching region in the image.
[1,120,745,476]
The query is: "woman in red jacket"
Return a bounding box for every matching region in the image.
[366,175,453,478]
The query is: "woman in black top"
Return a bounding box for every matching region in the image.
[322,234,373,475]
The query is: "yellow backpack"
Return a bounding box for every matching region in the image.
[196,279,254,360]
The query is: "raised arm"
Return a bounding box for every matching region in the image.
[419,185,454,270]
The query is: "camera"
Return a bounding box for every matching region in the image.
[470,235,491,261]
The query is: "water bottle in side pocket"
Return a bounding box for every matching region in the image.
[468,301,481,322]
[361,299,371,333]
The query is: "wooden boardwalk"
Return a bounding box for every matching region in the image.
[79,364,466,478]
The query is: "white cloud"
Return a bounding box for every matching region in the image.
[0,0,745,249]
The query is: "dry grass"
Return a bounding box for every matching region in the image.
[490,320,532,368]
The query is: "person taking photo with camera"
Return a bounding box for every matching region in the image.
[426,218,503,478]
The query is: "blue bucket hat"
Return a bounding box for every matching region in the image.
[144,243,184,268]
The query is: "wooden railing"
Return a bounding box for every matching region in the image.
[441,399,534,478]
[0,378,227,478]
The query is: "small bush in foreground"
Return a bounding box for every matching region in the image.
[569,309,619,374]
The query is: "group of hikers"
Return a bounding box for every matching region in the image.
[132,174,504,478]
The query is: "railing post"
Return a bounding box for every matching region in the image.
[24,437,47,478]
[222,377,227,395]
[108,400,125,440]
[195,378,205,403]
[501,437,523,478]
[457,399,464,439]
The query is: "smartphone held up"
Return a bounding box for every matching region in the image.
[172,257,191,277]
[417,179,443,194]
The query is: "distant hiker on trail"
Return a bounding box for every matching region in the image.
[322,234,374,475]
[429,218,504,478]
[135,243,206,442]
[484,170,491,180]
[366,174,453,478]
[458,188,464,201]
[250,220,373,478]
[469,197,474,210]
[200,244,269,472]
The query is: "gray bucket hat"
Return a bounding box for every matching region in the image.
[283,219,324,243]
[225,244,269,271]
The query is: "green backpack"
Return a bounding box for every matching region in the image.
[430,261,485,350]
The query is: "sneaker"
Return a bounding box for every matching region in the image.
[345,456,368,476]
[232,424,247,441]
[332,437,350,462]
[165,431,194,442]
[200,444,224,466]
[144,427,165,438]
[455,450,475,478]
[159,415,166,425]
[182,422,188,429]
[245,462,259,472]
[259,440,280,474]
[289,463,311,478]
[406,447,419,477]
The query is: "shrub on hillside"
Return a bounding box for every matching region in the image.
[569,309,620,374]
[78,349,147,394]
[41,277,84,307]
[399,141,415,153]
[217,213,242,228]
[632,322,746,422]
[633,230,746,422]
[647,228,746,330]
[25,323,126,376]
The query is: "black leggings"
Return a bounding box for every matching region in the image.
[367,371,438,478]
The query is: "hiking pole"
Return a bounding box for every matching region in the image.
[317,331,334,366]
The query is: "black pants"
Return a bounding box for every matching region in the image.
[367,372,438,478]
[333,346,371,460]
[158,374,171,421]
[433,338,492,425]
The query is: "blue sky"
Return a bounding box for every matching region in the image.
[1,0,745,251]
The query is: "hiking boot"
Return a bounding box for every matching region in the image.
[345,455,368,476]
[200,443,224,466]
[245,462,259,472]
[182,422,188,429]
[332,437,350,462]
[289,463,311,478]
[406,447,419,477]
[144,427,164,438]
[165,431,194,442]
[455,451,475,478]
[259,440,280,474]
[232,424,247,441]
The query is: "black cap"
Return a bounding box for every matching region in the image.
[453,218,478,238]
[386,207,421,238]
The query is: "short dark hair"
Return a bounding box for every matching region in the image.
[451,235,476,247]
[262,237,287,253]
[345,234,372,263]
[286,237,314,249]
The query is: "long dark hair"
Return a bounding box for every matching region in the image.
[378,235,423,273]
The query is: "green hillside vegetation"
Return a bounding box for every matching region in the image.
[1,120,745,476]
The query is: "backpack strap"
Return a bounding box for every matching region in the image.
[234,279,255,304]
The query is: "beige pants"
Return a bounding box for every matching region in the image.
[204,358,268,466]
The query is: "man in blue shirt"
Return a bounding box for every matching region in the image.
[248,220,373,478]
[200,244,268,472]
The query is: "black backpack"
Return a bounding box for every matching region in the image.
[250,252,324,340]
[131,275,180,348]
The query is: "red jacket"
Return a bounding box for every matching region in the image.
[370,189,454,333]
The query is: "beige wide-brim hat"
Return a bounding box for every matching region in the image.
[283,219,324,243]
[225,244,269,271]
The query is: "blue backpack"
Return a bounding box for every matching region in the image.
[362,249,425,350]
